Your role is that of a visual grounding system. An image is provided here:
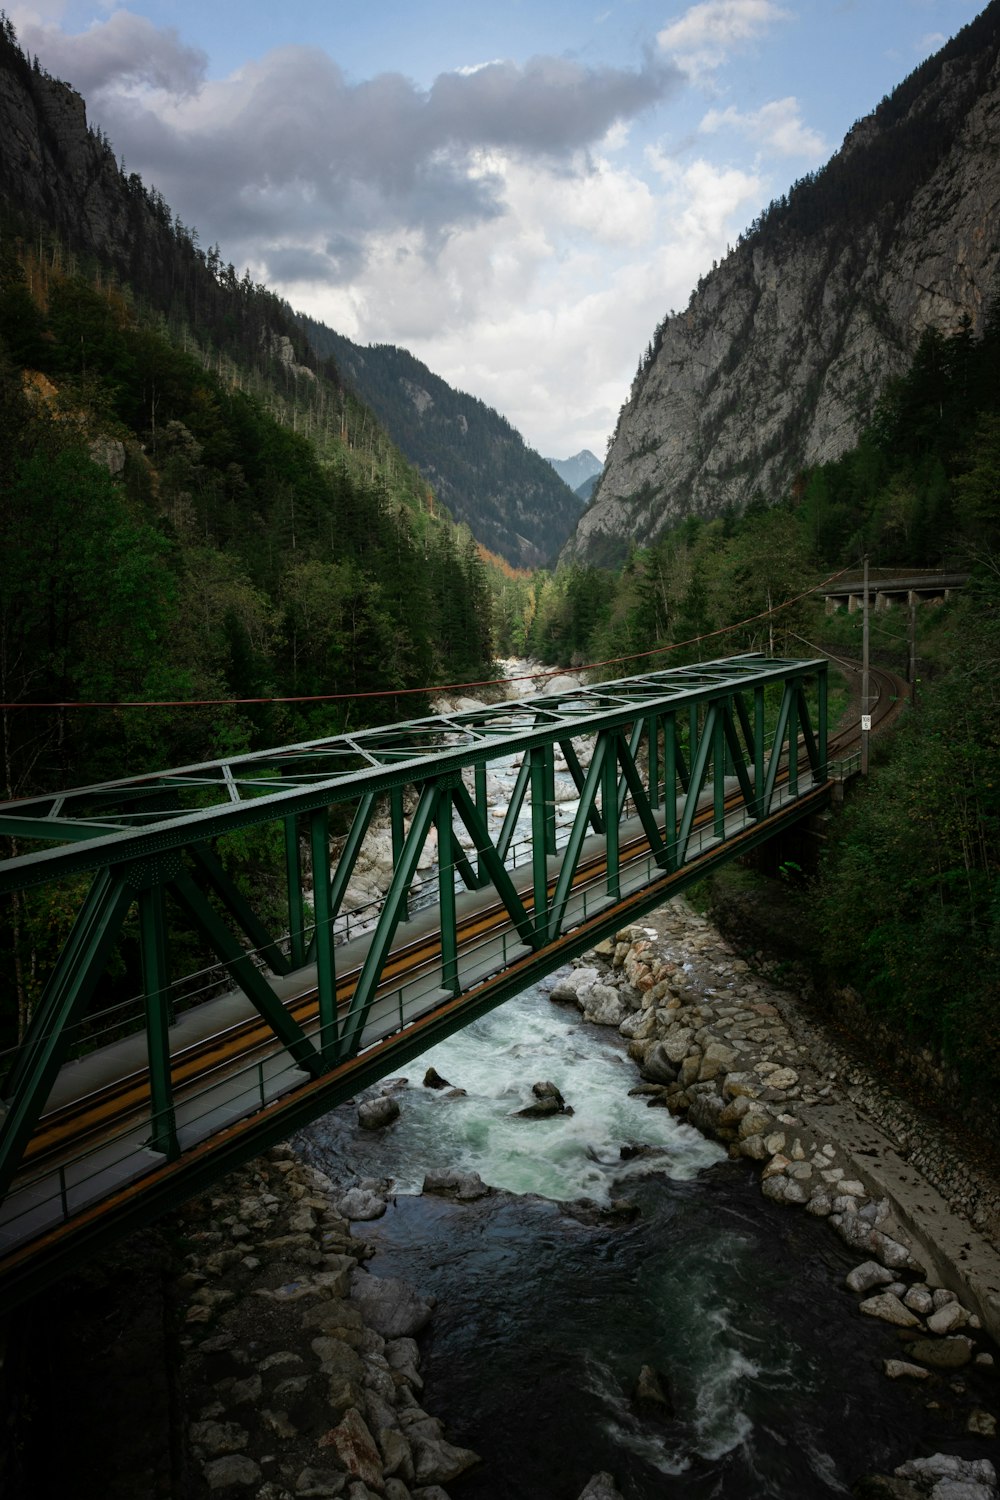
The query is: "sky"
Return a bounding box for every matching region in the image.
[9,0,988,459]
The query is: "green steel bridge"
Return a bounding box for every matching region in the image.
[0,653,832,1307]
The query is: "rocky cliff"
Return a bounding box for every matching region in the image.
[0,32,172,289]
[563,5,1000,566]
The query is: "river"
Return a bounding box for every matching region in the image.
[298,976,952,1499]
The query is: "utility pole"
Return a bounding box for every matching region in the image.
[861,554,871,775]
[908,596,918,705]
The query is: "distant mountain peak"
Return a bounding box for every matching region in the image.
[545,450,602,492]
[300,321,582,568]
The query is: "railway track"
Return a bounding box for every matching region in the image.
[13,664,909,1188]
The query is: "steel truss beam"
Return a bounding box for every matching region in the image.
[0,654,827,1269]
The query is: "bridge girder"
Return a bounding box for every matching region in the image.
[0,654,828,1301]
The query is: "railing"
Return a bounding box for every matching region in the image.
[0,653,831,1305]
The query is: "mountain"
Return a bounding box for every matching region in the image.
[545,449,602,492]
[300,319,582,569]
[562,4,1000,566]
[574,474,600,504]
[0,19,498,796]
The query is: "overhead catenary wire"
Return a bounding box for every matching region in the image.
[0,564,853,712]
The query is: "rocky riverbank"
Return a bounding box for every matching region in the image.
[154,895,1000,1500]
[173,1145,481,1499]
[11,893,1000,1500]
[540,897,1000,1496]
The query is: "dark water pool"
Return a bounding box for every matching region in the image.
[351,1163,993,1499]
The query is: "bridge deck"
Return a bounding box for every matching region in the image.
[0,654,831,1307]
[0,776,824,1266]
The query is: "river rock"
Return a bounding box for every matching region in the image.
[632,1363,674,1418]
[581,983,625,1026]
[410,1431,481,1485]
[318,1407,383,1489]
[358,1096,401,1131]
[761,1066,798,1091]
[831,1217,923,1272]
[543,673,584,695]
[337,1188,387,1221]
[551,966,601,1005]
[846,1262,896,1294]
[761,1174,788,1203]
[883,1360,929,1380]
[722,1072,761,1100]
[903,1285,935,1316]
[302,1297,366,1345]
[350,1271,434,1339]
[905,1336,975,1369]
[517,1080,569,1117]
[738,1106,772,1140]
[578,1475,626,1500]
[806,1192,833,1216]
[927,1300,969,1335]
[859,1293,921,1328]
[203,1454,263,1490]
[699,1040,737,1081]
[895,1454,998,1493]
[635,1041,679,1086]
[687,1092,726,1135]
[619,1009,658,1041]
[423,1068,452,1089]
[422,1169,492,1200]
[189,1420,250,1456]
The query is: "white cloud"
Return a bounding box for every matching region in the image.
[657,0,792,80]
[646,148,765,254]
[700,96,827,158]
[11,6,790,456]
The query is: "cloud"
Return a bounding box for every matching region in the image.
[700,97,827,158]
[16,10,206,96]
[13,9,761,456]
[657,0,792,79]
[22,17,681,255]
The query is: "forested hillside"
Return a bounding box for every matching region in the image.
[0,20,495,806]
[519,312,1000,1097]
[300,319,582,569]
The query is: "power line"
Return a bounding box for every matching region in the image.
[0,564,852,712]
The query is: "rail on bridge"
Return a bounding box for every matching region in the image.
[0,653,829,1305]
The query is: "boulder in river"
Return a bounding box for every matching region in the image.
[337,1187,387,1221]
[632,1363,675,1419]
[423,1169,492,1201]
[905,1335,975,1370]
[358,1096,401,1131]
[423,1067,452,1090]
[516,1080,570,1117]
[349,1270,434,1338]
[577,1474,626,1500]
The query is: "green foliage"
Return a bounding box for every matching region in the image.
[300,321,581,569]
[0,257,498,797]
[816,570,1000,1089]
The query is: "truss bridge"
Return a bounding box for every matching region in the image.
[0,653,832,1307]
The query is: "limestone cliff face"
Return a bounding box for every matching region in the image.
[0,45,122,258]
[0,32,209,302]
[564,9,1000,566]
